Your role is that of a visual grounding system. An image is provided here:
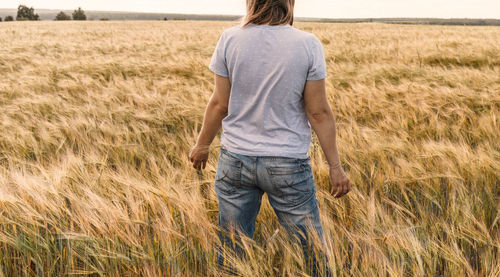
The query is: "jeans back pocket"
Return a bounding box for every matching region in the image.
[214,149,243,195]
[266,161,315,206]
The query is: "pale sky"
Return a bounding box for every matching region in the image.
[2,0,499,19]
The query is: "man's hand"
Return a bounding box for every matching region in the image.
[329,167,350,198]
[189,144,210,170]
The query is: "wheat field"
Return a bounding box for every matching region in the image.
[0,20,499,276]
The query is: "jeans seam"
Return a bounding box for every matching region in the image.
[254,158,259,187]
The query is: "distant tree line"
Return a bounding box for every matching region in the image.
[72,7,87,20]
[2,15,15,22]
[16,5,39,21]
[0,5,87,22]
[55,11,71,21]
[0,5,39,21]
[54,8,87,20]
[53,7,87,21]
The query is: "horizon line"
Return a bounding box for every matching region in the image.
[0,7,499,20]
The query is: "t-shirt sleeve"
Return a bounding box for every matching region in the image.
[306,37,327,81]
[209,32,229,77]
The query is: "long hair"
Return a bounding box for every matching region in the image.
[241,0,295,27]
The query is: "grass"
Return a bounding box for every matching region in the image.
[0,20,499,276]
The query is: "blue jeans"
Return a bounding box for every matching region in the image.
[214,147,331,276]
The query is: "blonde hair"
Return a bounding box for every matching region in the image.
[241,0,295,27]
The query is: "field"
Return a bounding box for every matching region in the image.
[0,20,499,276]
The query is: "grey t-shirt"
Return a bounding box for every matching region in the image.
[209,23,327,159]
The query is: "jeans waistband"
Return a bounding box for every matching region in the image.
[220,147,310,163]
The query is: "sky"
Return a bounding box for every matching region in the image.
[1,0,499,19]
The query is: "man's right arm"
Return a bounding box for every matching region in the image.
[303,79,350,198]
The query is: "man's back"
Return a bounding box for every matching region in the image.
[191,3,349,275]
[209,23,327,158]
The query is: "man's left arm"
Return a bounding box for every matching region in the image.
[189,74,231,170]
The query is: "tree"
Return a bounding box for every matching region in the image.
[0,17,3,22]
[72,7,86,21]
[16,5,39,21]
[55,11,71,21]
[4,16,14,22]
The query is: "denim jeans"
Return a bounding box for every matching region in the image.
[214,147,332,276]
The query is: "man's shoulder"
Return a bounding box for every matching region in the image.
[290,27,315,37]
[221,24,244,36]
[292,28,321,45]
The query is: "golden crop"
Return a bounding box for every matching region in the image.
[0,20,499,276]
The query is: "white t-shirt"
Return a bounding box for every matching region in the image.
[209,23,327,159]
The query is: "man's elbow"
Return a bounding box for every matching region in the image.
[213,102,228,116]
[306,109,332,124]
[217,105,228,116]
